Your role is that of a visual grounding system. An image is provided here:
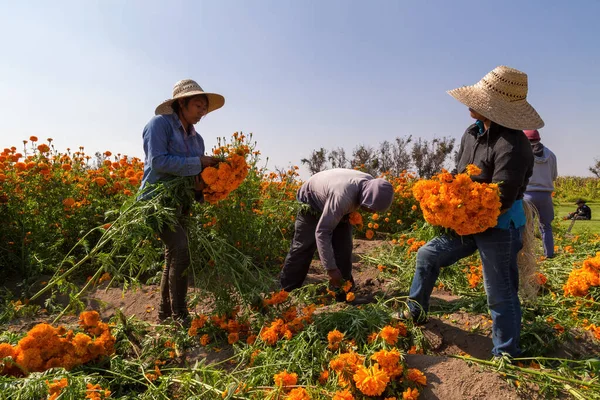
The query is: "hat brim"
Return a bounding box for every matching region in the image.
[448,85,544,130]
[155,91,225,116]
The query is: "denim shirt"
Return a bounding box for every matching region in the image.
[139,113,205,198]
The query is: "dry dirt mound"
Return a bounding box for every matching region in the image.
[86,284,162,323]
[405,354,521,400]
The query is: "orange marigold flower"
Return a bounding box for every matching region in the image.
[46,378,68,400]
[79,311,100,328]
[273,370,298,388]
[329,352,364,374]
[263,290,289,306]
[535,272,548,285]
[327,329,344,350]
[97,272,111,284]
[227,332,239,344]
[200,334,210,346]
[37,144,50,153]
[29,136,38,142]
[349,211,363,226]
[93,177,108,187]
[284,387,310,400]
[465,164,482,176]
[563,253,600,297]
[402,387,420,400]
[346,292,355,302]
[342,281,352,293]
[380,325,400,345]
[407,368,427,385]
[62,197,76,208]
[365,229,374,240]
[318,370,329,384]
[367,332,378,344]
[333,389,354,400]
[353,364,390,396]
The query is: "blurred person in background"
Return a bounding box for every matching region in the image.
[523,129,558,258]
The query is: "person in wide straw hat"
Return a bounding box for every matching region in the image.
[139,79,224,325]
[402,66,542,358]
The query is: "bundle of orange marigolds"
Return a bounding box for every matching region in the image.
[0,311,115,377]
[200,133,251,204]
[412,165,502,236]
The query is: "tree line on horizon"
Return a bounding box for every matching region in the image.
[300,135,456,178]
[301,136,600,180]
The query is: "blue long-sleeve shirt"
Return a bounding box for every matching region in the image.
[139,113,206,198]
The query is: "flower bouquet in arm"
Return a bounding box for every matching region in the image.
[412,164,502,236]
[199,133,251,204]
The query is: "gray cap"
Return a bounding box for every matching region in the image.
[359,178,394,211]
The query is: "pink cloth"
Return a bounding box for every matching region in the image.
[523,129,540,141]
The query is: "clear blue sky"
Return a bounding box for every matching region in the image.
[0,0,598,178]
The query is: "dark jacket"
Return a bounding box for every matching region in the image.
[456,122,534,211]
[575,204,592,220]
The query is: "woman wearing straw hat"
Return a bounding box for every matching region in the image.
[139,79,224,324]
[403,66,542,358]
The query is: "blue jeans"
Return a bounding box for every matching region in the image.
[524,191,555,258]
[407,227,523,357]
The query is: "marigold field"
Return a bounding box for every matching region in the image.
[1,134,600,399]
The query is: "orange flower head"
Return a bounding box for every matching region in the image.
[327,329,344,349]
[353,364,390,396]
[284,387,310,400]
[407,368,427,385]
[200,334,210,346]
[349,211,363,226]
[273,370,298,387]
[227,332,239,344]
[333,389,354,400]
[402,387,420,400]
[380,325,400,345]
[465,164,482,176]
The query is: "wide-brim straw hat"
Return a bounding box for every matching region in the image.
[155,79,225,116]
[447,66,544,130]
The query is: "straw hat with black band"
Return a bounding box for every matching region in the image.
[155,79,225,116]
[448,66,544,130]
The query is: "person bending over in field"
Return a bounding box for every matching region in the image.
[402,66,541,358]
[279,168,394,299]
[139,79,223,325]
